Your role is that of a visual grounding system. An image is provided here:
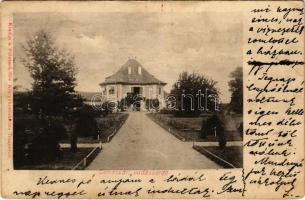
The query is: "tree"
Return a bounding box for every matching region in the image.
[23,30,83,119]
[170,71,219,116]
[228,67,243,114]
[22,30,83,152]
[200,114,226,149]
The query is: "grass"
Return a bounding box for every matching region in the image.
[194,146,243,168]
[147,113,242,142]
[61,137,99,144]
[16,148,94,170]
[60,113,129,144]
[96,113,129,143]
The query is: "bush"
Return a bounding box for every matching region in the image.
[75,116,98,138]
[13,120,28,168]
[200,119,208,138]
[74,105,99,138]
[238,122,243,138]
[145,99,160,111]
[28,133,61,163]
[13,116,67,167]
[200,114,227,148]
[77,104,101,118]
[160,108,176,115]
[217,125,226,149]
[118,99,127,111]
[174,110,201,117]
[27,119,66,163]
[101,101,114,116]
[201,117,216,138]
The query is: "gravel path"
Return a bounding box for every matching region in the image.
[87,112,220,170]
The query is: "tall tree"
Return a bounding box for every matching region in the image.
[22,30,83,120]
[22,30,83,153]
[170,71,219,116]
[228,67,243,114]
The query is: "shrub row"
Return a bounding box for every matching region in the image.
[152,114,190,130]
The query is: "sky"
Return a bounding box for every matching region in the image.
[14,12,242,103]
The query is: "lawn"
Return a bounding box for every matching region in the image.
[193,146,243,168]
[60,113,129,144]
[96,113,129,143]
[16,148,95,170]
[147,113,242,142]
[16,113,128,169]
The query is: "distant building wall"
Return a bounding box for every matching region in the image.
[101,84,164,102]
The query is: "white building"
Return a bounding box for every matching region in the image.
[100,59,166,110]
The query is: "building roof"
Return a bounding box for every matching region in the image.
[100,59,166,86]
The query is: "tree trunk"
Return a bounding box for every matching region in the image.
[70,124,78,152]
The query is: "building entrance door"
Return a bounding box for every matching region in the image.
[131,87,143,111]
[131,87,142,96]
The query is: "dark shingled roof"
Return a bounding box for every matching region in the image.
[100,59,166,86]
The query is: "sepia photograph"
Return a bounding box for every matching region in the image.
[13,11,243,170]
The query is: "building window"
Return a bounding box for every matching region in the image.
[109,86,115,95]
[128,67,131,74]
[158,87,162,95]
[138,66,142,75]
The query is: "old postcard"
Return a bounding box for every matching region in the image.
[0,1,304,199]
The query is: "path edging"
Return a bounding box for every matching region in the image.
[106,114,129,142]
[193,145,236,168]
[72,147,101,170]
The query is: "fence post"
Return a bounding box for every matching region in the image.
[99,133,102,149]
[83,157,87,168]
